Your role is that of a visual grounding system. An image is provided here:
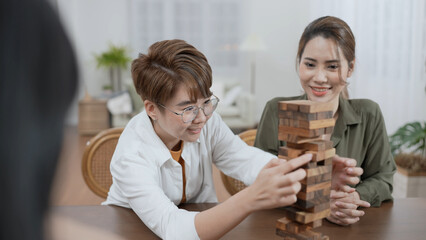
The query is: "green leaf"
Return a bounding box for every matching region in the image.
[94,44,131,69]
[389,121,426,156]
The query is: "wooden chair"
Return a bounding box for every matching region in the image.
[220,129,257,195]
[82,127,124,198]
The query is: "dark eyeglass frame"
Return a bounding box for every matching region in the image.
[157,95,220,123]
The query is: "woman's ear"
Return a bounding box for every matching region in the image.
[347,60,355,77]
[144,100,158,121]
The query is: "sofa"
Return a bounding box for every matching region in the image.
[212,80,256,131]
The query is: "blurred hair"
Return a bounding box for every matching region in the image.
[296,16,355,99]
[0,0,77,239]
[131,39,212,107]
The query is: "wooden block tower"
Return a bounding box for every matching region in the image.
[275,100,336,240]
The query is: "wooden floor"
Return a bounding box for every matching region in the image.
[50,126,231,206]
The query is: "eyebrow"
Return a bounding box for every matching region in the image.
[304,57,340,64]
[175,96,210,107]
[175,100,194,107]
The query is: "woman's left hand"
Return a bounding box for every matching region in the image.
[331,155,363,192]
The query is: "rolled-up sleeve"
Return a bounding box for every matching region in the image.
[110,154,200,240]
[209,113,275,185]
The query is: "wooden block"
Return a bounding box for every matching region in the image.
[316,111,333,120]
[279,110,333,121]
[301,171,332,185]
[317,157,332,166]
[278,153,318,169]
[279,110,295,119]
[305,202,330,213]
[279,118,336,130]
[307,148,336,162]
[324,126,334,134]
[309,219,323,229]
[305,165,332,178]
[297,187,331,201]
[278,155,291,160]
[278,133,323,144]
[294,196,330,209]
[292,111,322,121]
[278,100,334,113]
[284,207,331,224]
[300,181,331,193]
[279,125,325,138]
[286,140,333,151]
[276,217,292,231]
[276,218,322,236]
[279,146,306,158]
[276,217,310,234]
[278,101,289,111]
[302,161,318,169]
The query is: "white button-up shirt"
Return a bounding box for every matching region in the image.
[103,111,275,239]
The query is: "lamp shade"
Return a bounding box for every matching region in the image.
[239,33,266,51]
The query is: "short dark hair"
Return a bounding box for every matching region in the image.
[132,39,212,105]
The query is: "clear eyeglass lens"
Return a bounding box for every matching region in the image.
[181,97,219,123]
[182,109,196,123]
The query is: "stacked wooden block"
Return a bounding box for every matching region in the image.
[276,100,336,240]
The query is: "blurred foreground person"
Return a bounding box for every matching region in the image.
[0,0,77,239]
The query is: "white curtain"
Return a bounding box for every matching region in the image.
[129,0,245,77]
[308,0,426,134]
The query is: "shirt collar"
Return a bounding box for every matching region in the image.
[137,111,173,167]
[331,95,362,146]
[137,110,199,167]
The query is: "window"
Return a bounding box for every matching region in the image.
[129,0,245,76]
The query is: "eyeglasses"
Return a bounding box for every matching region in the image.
[157,95,220,123]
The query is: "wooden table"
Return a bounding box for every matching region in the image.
[48,198,426,240]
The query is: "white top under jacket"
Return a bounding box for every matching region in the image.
[103,111,275,239]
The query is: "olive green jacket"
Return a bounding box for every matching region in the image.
[254,95,396,207]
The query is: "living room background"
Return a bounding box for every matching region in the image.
[54,0,425,135]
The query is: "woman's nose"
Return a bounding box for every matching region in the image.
[192,107,207,123]
[313,69,327,83]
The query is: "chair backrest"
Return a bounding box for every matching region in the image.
[220,129,257,195]
[82,127,124,198]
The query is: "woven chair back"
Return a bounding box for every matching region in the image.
[82,127,124,198]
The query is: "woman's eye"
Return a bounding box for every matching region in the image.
[204,99,211,105]
[328,64,339,70]
[304,62,315,68]
[184,106,196,112]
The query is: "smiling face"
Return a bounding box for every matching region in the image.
[299,36,353,108]
[149,84,212,150]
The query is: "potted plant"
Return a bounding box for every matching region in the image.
[389,121,426,197]
[95,44,131,92]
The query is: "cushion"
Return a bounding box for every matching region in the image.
[222,85,242,107]
[107,91,132,115]
[210,81,225,101]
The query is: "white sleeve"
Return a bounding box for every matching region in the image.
[111,154,200,240]
[208,113,276,185]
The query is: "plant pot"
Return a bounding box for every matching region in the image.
[393,162,426,198]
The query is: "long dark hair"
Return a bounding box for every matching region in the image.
[296,16,355,99]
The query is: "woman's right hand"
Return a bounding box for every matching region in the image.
[327,190,370,226]
[245,154,312,212]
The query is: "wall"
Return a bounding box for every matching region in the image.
[56,0,425,132]
[245,0,311,120]
[57,0,131,125]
